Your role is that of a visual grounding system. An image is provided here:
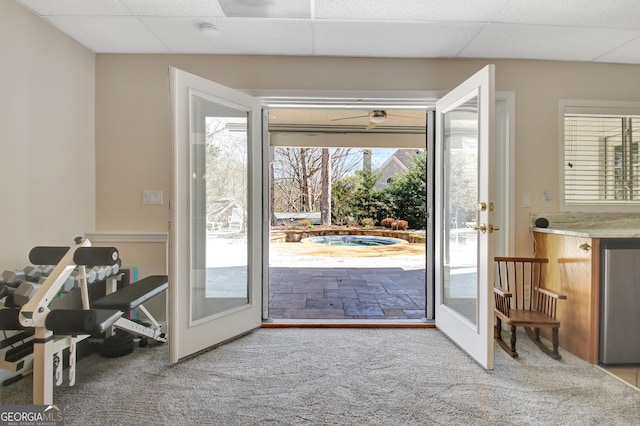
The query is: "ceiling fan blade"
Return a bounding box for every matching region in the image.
[388,113,424,120]
[330,115,369,122]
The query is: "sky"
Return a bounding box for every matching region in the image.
[371,148,395,168]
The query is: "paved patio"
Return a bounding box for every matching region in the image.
[268,243,426,320]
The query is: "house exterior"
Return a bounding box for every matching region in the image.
[375,149,425,189]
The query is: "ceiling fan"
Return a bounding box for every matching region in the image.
[330,110,420,129]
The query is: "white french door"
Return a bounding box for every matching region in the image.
[435,65,495,369]
[169,68,262,363]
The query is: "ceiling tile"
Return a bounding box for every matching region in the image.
[459,23,640,62]
[596,36,640,64]
[314,0,510,22]
[119,0,225,17]
[17,0,129,16]
[314,21,483,58]
[44,16,169,53]
[218,0,310,19]
[494,0,640,29]
[142,17,313,54]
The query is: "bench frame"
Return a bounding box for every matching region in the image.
[99,276,168,343]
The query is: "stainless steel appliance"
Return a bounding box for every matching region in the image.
[600,239,640,364]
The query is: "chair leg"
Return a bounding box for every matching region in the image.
[510,325,517,354]
[495,317,502,340]
[524,327,562,360]
[552,328,559,356]
[494,319,518,358]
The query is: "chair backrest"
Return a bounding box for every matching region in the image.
[494,257,548,312]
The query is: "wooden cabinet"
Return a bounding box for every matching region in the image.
[534,232,600,364]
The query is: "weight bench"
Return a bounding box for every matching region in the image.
[92,275,168,344]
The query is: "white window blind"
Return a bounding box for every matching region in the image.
[564,115,640,203]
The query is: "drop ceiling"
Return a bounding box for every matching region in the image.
[15,0,640,64]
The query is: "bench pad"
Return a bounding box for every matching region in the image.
[46,309,122,335]
[93,275,168,311]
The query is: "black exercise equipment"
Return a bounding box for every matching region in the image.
[93,275,168,312]
[29,246,119,267]
[45,309,122,336]
[93,275,168,347]
[0,308,26,330]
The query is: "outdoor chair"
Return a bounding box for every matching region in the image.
[493,257,567,359]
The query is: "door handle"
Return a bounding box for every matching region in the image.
[468,223,487,234]
[490,224,500,233]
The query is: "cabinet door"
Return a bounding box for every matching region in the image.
[534,232,598,363]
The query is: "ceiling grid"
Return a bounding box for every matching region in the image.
[15,0,640,64]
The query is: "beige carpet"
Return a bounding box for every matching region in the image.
[2,328,639,425]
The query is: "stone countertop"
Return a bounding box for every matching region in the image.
[531,212,640,238]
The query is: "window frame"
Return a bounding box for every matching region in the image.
[559,99,640,211]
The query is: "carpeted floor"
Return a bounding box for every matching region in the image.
[2,328,639,425]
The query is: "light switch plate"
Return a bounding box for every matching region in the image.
[143,190,163,205]
[523,193,532,208]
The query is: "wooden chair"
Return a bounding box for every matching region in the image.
[493,257,567,359]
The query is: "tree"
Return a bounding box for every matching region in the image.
[271,147,357,214]
[320,148,331,225]
[386,153,427,229]
[205,118,247,223]
[448,149,477,228]
[331,169,391,225]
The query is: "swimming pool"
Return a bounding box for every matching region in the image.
[305,235,402,247]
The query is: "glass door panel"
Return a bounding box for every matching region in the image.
[443,97,479,324]
[191,94,249,322]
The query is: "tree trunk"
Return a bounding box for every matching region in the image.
[321,148,331,225]
[269,154,277,226]
[300,148,311,211]
[363,149,372,173]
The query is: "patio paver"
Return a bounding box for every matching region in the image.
[269,265,426,320]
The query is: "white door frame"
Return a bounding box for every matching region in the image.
[257,90,514,321]
[169,68,262,363]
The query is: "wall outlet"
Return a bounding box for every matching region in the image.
[143,190,163,205]
[523,193,532,208]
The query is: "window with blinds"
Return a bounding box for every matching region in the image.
[564,114,640,204]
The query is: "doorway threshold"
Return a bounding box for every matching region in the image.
[262,319,435,328]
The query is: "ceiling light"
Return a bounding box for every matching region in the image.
[199,23,220,38]
[369,110,387,123]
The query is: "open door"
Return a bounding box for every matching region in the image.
[435,65,495,369]
[169,68,262,363]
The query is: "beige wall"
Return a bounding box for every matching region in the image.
[0,1,95,269]
[95,55,640,257]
